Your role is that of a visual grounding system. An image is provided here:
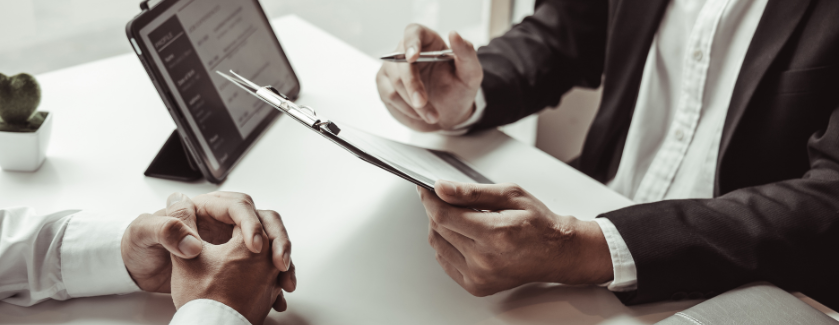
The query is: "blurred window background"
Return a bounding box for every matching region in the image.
[0,0,535,75]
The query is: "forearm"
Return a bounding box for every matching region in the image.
[603,176,839,306]
[568,217,614,285]
[472,0,608,131]
[0,208,75,306]
[0,208,139,306]
[596,104,839,307]
[534,214,614,286]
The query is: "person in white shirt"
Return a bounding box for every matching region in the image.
[377,0,839,309]
[0,191,296,325]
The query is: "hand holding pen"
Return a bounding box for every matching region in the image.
[375,25,483,132]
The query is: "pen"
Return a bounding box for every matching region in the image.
[380,49,454,62]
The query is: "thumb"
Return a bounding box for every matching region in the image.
[434,180,530,210]
[448,31,482,85]
[150,216,204,259]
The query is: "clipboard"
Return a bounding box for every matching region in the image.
[216,70,493,190]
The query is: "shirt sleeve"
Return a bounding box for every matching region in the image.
[60,210,141,298]
[438,87,488,136]
[170,299,252,325]
[0,207,140,307]
[594,218,638,292]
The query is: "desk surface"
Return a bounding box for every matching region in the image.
[1,15,712,325]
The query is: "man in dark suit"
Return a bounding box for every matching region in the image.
[376,0,839,309]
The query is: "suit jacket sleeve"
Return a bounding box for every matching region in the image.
[600,105,839,310]
[471,0,608,131]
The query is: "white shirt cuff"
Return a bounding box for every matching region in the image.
[438,87,488,136]
[60,211,141,298]
[594,218,638,292]
[170,299,252,325]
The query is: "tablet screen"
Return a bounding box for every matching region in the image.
[136,0,296,172]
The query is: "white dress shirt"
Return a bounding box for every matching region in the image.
[0,207,250,325]
[468,0,768,292]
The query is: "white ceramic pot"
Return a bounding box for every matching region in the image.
[0,112,53,172]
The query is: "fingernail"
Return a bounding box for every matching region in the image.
[283,251,291,271]
[406,47,417,60]
[425,110,438,124]
[178,235,202,257]
[253,234,263,253]
[167,193,184,207]
[412,92,424,108]
[416,185,422,195]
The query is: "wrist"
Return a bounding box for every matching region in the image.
[575,219,614,284]
[442,89,483,132]
[442,102,477,132]
[120,216,172,293]
[545,216,614,285]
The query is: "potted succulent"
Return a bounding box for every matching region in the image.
[0,73,52,172]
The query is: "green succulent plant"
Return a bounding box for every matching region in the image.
[0,73,46,133]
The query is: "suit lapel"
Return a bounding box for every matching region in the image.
[580,0,670,182]
[717,0,811,191]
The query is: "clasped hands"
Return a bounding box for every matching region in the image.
[419,180,614,296]
[120,192,295,325]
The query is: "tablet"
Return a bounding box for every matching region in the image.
[126,0,299,183]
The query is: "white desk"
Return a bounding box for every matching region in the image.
[0,15,710,325]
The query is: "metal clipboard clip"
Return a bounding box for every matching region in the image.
[215,70,341,135]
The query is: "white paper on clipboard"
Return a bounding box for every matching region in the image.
[337,125,492,185]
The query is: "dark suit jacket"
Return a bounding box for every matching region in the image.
[473,0,839,309]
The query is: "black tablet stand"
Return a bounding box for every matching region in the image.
[144,130,204,182]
